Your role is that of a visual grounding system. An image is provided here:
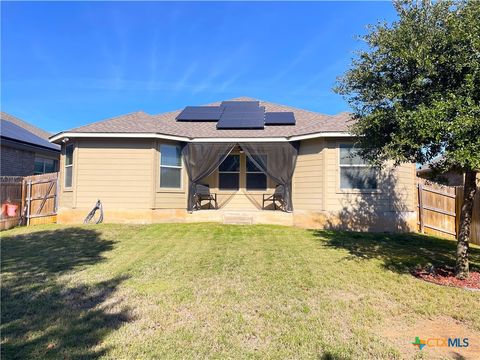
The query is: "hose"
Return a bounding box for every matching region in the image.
[84,199,104,224]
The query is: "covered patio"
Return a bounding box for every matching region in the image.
[182,142,299,213]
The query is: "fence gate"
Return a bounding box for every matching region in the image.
[21,173,59,226]
[417,182,480,245]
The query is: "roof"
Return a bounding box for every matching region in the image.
[51,97,353,142]
[1,112,60,151]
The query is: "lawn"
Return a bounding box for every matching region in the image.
[1,224,480,359]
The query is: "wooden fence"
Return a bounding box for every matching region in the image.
[0,173,58,230]
[0,176,24,230]
[417,182,480,245]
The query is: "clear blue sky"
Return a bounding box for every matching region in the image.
[1,1,397,133]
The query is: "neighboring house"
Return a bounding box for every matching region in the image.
[50,97,416,231]
[1,112,60,176]
[416,158,464,186]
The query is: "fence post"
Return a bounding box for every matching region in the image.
[26,180,32,226]
[455,186,464,239]
[20,179,26,225]
[55,173,59,213]
[418,183,424,233]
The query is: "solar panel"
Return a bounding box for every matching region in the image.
[217,108,265,129]
[220,101,260,109]
[176,106,223,121]
[264,112,296,125]
[175,101,296,130]
[0,119,59,150]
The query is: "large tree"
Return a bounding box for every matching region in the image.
[336,0,479,278]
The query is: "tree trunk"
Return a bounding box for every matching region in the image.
[456,169,478,279]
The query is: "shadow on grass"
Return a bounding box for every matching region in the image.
[312,230,480,274]
[1,227,133,360]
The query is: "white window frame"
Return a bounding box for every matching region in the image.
[159,144,183,189]
[246,154,267,191]
[338,143,378,192]
[218,154,240,191]
[64,144,74,189]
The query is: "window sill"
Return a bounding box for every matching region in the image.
[157,188,185,193]
[336,189,382,194]
[63,188,74,192]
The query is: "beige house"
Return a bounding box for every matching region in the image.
[50,98,416,231]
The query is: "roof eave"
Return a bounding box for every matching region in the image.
[49,131,353,144]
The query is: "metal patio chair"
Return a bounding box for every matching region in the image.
[262,184,286,211]
[194,184,218,210]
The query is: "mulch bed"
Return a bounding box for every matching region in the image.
[412,265,480,290]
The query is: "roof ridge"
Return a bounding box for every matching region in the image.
[254,98,331,117]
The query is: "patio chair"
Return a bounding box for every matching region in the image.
[194,184,218,210]
[262,184,286,211]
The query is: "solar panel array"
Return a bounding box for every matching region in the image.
[0,119,59,150]
[175,101,296,129]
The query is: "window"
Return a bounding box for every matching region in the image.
[339,144,378,190]
[219,154,240,190]
[64,144,74,188]
[246,155,267,190]
[34,157,58,175]
[160,144,182,188]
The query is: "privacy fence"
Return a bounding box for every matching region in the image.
[0,172,58,230]
[417,181,480,245]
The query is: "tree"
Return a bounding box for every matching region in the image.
[335,0,479,278]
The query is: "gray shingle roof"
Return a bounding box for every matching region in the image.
[57,97,352,139]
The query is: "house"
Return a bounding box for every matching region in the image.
[49,98,416,230]
[1,112,60,176]
[416,157,464,186]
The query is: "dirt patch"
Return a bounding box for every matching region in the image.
[412,266,480,291]
[381,316,480,359]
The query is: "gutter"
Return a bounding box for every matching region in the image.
[49,131,353,144]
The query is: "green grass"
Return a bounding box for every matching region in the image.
[1,224,479,359]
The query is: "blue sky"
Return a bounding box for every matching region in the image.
[1,1,397,133]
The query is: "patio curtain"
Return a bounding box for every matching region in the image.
[239,142,299,212]
[182,142,236,212]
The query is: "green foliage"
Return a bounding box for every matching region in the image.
[336,0,480,171]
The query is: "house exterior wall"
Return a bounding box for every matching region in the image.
[292,137,416,231]
[292,138,325,211]
[1,143,60,177]
[56,137,416,231]
[1,145,35,176]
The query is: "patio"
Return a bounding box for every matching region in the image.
[186,208,294,225]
